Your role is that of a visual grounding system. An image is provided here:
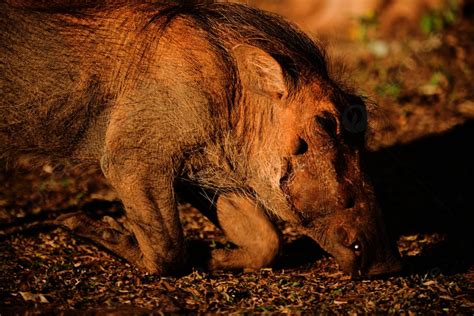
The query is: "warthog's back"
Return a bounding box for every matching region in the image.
[0,4,113,159]
[0,3,226,161]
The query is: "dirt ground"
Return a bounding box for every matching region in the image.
[1,1,474,314]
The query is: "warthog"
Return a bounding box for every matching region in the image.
[0,0,401,277]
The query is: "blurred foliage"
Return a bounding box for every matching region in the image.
[356,12,378,42]
[420,0,458,34]
[375,81,402,100]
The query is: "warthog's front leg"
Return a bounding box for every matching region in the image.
[59,153,186,274]
[209,193,281,271]
[100,155,185,274]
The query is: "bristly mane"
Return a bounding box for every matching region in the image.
[145,0,330,91]
[12,0,330,91]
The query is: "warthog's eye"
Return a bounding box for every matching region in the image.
[342,104,367,133]
[293,137,308,155]
[315,111,338,138]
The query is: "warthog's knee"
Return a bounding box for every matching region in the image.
[245,223,280,269]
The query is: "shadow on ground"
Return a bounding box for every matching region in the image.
[366,120,474,275]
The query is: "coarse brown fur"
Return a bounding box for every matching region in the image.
[0,0,401,276]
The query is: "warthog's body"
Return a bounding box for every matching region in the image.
[0,1,401,276]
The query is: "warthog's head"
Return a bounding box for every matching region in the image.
[278,91,402,277]
[233,44,402,278]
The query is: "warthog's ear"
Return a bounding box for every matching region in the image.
[233,44,288,100]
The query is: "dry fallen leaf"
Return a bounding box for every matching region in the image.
[19,292,49,303]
